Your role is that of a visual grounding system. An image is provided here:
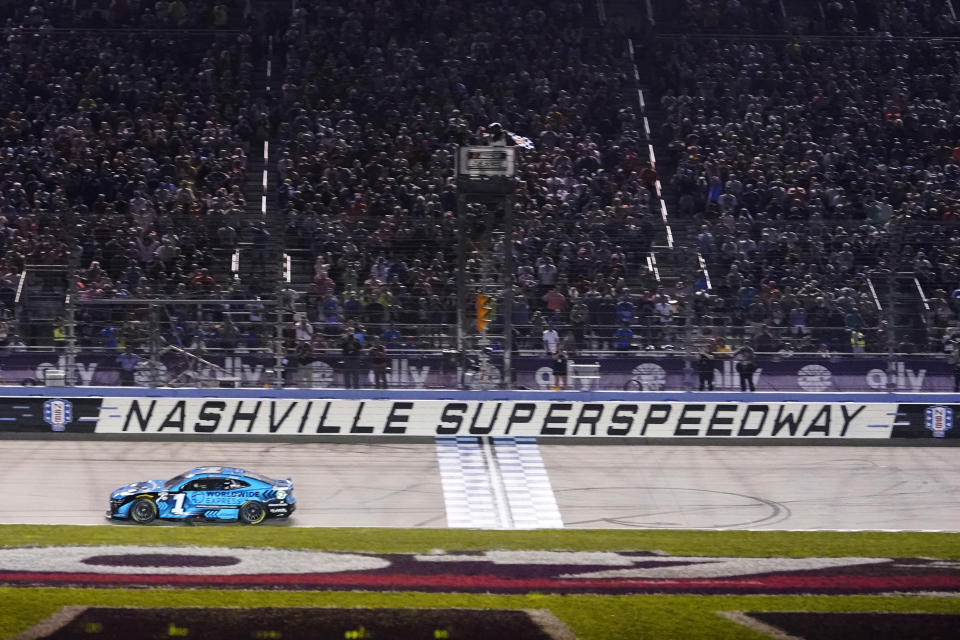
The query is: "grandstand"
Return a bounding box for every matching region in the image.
[0,0,956,390]
[1,8,958,640]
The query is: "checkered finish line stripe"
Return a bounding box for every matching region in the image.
[493,437,564,529]
[436,436,563,530]
[436,437,500,528]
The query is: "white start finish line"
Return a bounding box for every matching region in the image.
[436,436,563,529]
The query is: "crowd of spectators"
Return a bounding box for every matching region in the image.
[661,0,786,34]
[0,0,258,30]
[812,0,959,36]
[273,0,668,353]
[661,0,959,37]
[0,0,283,347]
[2,0,960,367]
[654,31,960,353]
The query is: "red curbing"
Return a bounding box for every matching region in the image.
[2,571,960,594]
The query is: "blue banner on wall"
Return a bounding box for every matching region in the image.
[0,352,954,392]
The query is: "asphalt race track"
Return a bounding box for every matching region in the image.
[0,441,958,530]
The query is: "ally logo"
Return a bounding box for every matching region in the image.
[43,399,73,432]
[924,405,954,438]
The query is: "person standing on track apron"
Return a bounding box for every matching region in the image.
[697,349,716,391]
[734,345,757,391]
[552,350,569,390]
[368,337,389,389]
[340,332,362,389]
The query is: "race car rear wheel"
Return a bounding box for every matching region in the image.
[239,501,266,525]
[129,498,157,524]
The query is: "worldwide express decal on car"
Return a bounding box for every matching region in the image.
[195,491,262,498]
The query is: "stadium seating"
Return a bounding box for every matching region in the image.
[0,0,956,388]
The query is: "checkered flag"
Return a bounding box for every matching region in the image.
[508,131,535,149]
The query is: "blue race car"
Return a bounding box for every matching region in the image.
[107,466,295,525]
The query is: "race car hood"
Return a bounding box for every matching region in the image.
[110,479,165,499]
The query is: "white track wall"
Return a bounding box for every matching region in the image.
[0,389,956,440]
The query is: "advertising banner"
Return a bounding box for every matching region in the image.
[0,352,955,392]
[0,395,956,440]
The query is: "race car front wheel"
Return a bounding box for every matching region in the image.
[129,498,157,524]
[239,501,266,525]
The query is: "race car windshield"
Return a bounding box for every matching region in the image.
[163,473,191,489]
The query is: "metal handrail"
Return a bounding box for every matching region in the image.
[867,278,883,312]
[13,271,27,306]
[19,346,952,359]
[915,277,931,312]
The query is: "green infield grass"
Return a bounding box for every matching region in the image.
[2,526,960,639]
[2,524,960,558]
[2,589,960,640]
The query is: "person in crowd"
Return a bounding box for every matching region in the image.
[542,324,560,355]
[52,319,67,350]
[752,325,778,353]
[714,337,733,354]
[552,350,569,390]
[368,337,389,389]
[697,349,715,391]
[219,317,240,351]
[6,334,26,352]
[850,329,867,354]
[614,323,634,351]
[950,340,960,392]
[381,324,403,350]
[569,302,588,350]
[294,316,314,344]
[340,331,363,389]
[116,347,140,386]
[292,338,313,387]
[734,345,757,392]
